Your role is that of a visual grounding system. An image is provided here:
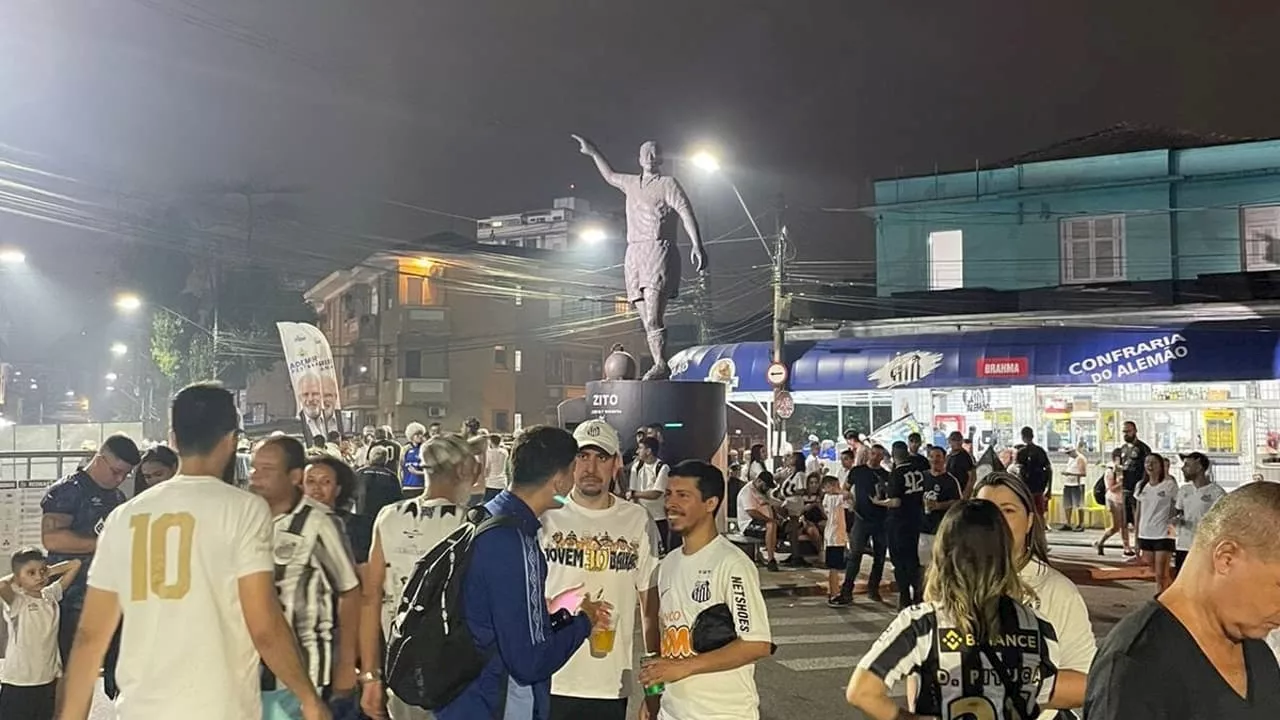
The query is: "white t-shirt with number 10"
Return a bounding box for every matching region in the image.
[88,475,275,720]
[657,535,772,720]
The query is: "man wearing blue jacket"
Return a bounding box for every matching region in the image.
[439,425,612,720]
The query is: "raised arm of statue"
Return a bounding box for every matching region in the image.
[670,179,708,273]
[572,134,624,190]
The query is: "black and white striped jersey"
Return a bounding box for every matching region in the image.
[262,495,361,692]
[857,596,1060,720]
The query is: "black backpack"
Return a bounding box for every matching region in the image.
[385,505,516,710]
[1093,474,1107,506]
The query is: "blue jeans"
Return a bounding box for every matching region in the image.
[262,689,304,720]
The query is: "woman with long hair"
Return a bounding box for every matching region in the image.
[1134,452,1177,594]
[847,499,1085,719]
[1094,448,1133,557]
[131,445,178,497]
[746,443,768,484]
[976,471,1094,719]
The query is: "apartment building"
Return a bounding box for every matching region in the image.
[476,196,607,251]
[304,233,646,434]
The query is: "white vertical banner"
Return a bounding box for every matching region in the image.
[0,363,9,407]
[276,322,344,440]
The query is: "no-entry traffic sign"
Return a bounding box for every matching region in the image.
[766,361,788,388]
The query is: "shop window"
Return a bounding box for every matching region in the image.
[1242,205,1280,271]
[494,345,509,370]
[1061,215,1126,284]
[928,230,964,290]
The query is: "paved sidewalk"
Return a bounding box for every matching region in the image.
[751,528,1155,598]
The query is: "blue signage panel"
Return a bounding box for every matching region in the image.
[790,324,1280,391]
[669,342,778,393]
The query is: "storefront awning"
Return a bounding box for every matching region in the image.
[669,342,779,393]
[790,322,1280,391]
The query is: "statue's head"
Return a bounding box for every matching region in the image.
[638,141,663,173]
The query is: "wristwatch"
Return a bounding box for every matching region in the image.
[359,669,383,685]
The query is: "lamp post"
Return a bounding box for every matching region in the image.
[690,151,789,454]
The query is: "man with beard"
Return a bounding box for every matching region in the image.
[250,436,361,718]
[60,384,328,720]
[40,433,139,696]
[542,419,661,720]
[298,373,341,439]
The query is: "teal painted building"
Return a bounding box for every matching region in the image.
[870,125,1280,297]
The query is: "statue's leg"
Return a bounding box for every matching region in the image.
[640,287,669,380]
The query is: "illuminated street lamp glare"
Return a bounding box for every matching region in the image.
[115,293,143,312]
[110,342,128,357]
[691,151,720,173]
[105,372,118,382]
[0,249,25,265]
[580,227,607,244]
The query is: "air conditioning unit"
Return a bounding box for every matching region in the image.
[427,406,447,418]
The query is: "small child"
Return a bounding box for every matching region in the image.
[820,476,850,600]
[0,548,81,720]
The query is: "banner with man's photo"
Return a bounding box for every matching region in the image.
[276,322,346,440]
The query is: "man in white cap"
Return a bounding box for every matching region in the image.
[542,420,662,720]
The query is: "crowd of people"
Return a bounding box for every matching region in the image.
[2,391,1280,719]
[0,386,778,720]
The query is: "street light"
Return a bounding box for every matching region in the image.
[110,342,128,357]
[579,227,607,244]
[114,293,143,313]
[690,147,789,454]
[0,249,25,265]
[64,390,75,398]
[690,151,721,173]
[105,372,118,382]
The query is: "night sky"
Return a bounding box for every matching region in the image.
[2,0,1279,364]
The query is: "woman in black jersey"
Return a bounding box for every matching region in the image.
[846,500,1086,720]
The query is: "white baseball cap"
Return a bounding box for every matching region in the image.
[573,419,620,457]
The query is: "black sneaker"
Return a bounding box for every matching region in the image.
[766,559,779,572]
[867,592,884,603]
[827,595,852,608]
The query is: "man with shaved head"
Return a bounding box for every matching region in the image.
[1085,481,1280,718]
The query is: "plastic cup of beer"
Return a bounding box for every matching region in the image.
[589,612,617,658]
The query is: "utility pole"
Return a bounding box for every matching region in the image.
[772,195,788,457]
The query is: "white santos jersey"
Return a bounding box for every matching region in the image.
[88,475,275,720]
[857,597,1060,720]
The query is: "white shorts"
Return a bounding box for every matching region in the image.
[918,533,936,568]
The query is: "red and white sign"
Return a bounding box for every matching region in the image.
[766,361,789,388]
[976,357,1029,379]
[774,390,795,419]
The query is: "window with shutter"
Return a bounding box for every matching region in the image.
[1242,206,1280,271]
[1060,215,1126,284]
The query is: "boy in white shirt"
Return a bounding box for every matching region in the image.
[0,549,81,720]
[819,477,849,599]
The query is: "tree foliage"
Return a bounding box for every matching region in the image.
[119,187,316,388]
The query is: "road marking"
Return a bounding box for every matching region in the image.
[771,615,870,627]
[776,655,861,671]
[773,631,881,646]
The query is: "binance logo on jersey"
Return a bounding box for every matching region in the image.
[939,628,1039,652]
[940,628,965,652]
